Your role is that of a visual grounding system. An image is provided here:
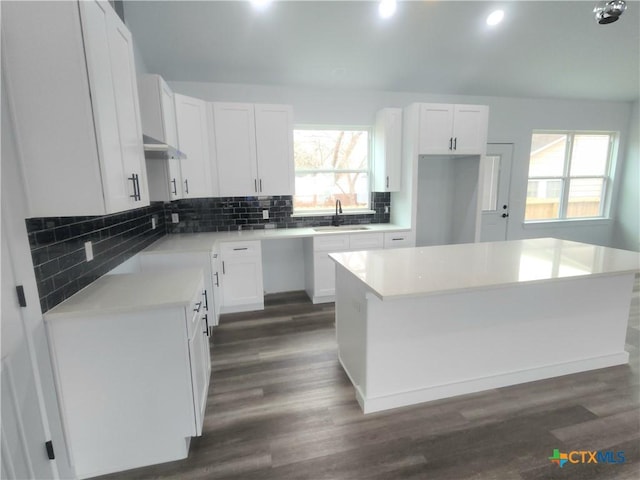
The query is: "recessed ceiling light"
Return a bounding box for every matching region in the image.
[379,0,397,19]
[251,0,272,11]
[486,9,505,26]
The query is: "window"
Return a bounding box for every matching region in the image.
[525,131,615,221]
[293,128,371,213]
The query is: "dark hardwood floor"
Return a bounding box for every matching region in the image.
[99,278,639,479]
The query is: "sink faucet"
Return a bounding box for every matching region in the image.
[332,199,343,226]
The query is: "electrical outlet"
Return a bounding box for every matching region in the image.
[84,241,94,262]
[262,209,269,220]
[171,213,179,223]
[384,206,390,214]
[151,216,157,230]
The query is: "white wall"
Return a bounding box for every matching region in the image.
[170,81,634,247]
[612,101,639,252]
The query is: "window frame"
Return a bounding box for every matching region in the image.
[525,130,616,223]
[292,125,373,216]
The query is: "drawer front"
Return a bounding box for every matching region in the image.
[314,234,350,252]
[349,233,383,250]
[384,232,412,248]
[220,240,261,258]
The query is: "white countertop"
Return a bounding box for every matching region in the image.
[44,268,204,320]
[142,224,410,254]
[329,238,640,300]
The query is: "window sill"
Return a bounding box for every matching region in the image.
[523,218,612,228]
[291,209,376,218]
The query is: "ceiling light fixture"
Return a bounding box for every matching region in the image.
[594,0,627,24]
[379,0,397,20]
[486,10,505,26]
[250,0,272,11]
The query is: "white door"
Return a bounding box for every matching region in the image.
[1,217,61,480]
[480,144,513,242]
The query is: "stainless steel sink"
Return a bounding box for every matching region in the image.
[312,226,370,232]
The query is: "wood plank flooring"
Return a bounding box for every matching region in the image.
[98,278,639,479]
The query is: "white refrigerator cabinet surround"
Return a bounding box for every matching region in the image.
[175,94,216,198]
[44,269,210,479]
[220,241,265,313]
[138,74,179,148]
[373,108,403,192]
[212,103,294,197]
[2,0,148,217]
[417,104,489,155]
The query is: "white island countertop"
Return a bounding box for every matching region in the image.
[142,224,410,254]
[44,268,204,320]
[329,238,640,300]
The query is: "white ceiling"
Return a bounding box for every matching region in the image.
[123,0,640,102]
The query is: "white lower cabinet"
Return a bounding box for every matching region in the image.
[304,233,383,304]
[44,270,210,479]
[220,241,265,313]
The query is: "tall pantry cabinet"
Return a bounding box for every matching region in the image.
[2,0,148,217]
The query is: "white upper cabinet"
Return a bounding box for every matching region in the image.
[175,94,216,198]
[254,104,294,196]
[373,108,403,192]
[418,104,489,156]
[2,0,148,216]
[212,103,294,197]
[138,74,179,148]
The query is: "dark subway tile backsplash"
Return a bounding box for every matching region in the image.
[26,203,166,313]
[164,193,391,233]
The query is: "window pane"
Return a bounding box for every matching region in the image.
[294,130,369,171]
[566,178,604,218]
[570,135,610,176]
[525,179,562,220]
[294,172,369,211]
[528,134,566,177]
[481,155,500,211]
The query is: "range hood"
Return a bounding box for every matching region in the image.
[143,134,186,160]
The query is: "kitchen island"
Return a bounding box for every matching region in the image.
[330,238,639,413]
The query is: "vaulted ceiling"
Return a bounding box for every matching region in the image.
[123,0,640,102]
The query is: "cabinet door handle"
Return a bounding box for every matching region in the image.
[453,137,457,150]
[203,313,210,337]
[449,137,453,150]
[184,178,189,194]
[129,173,141,201]
[386,176,389,188]
[214,271,219,286]
[259,179,263,192]
[171,178,177,195]
[233,247,248,251]
[222,261,225,274]
[254,179,258,192]
[203,289,209,310]
[194,301,202,312]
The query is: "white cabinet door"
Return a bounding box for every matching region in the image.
[255,104,294,196]
[452,104,489,155]
[212,103,258,197]
[159,80,179,148]
[418,104,455,154]
[314,251,338,299]
[175,94,214,199]
[104,4,148,207]
[418,103,488,156]
[138,74,178,147]
[188,313,210,436]
[220,242,264,312]
[373,108,403,192]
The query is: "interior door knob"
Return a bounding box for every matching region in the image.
[502,213,509,218]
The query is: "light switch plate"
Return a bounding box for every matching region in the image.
[84,241,94,262]
[171,213,179,223]
[262,209,269,220]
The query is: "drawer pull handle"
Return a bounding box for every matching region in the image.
[171,178,178,195]
[203,313,210,337]
[233,247,248,251]
[392,238,403,241]
[203,290,209,310]
[194,302,202,312]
